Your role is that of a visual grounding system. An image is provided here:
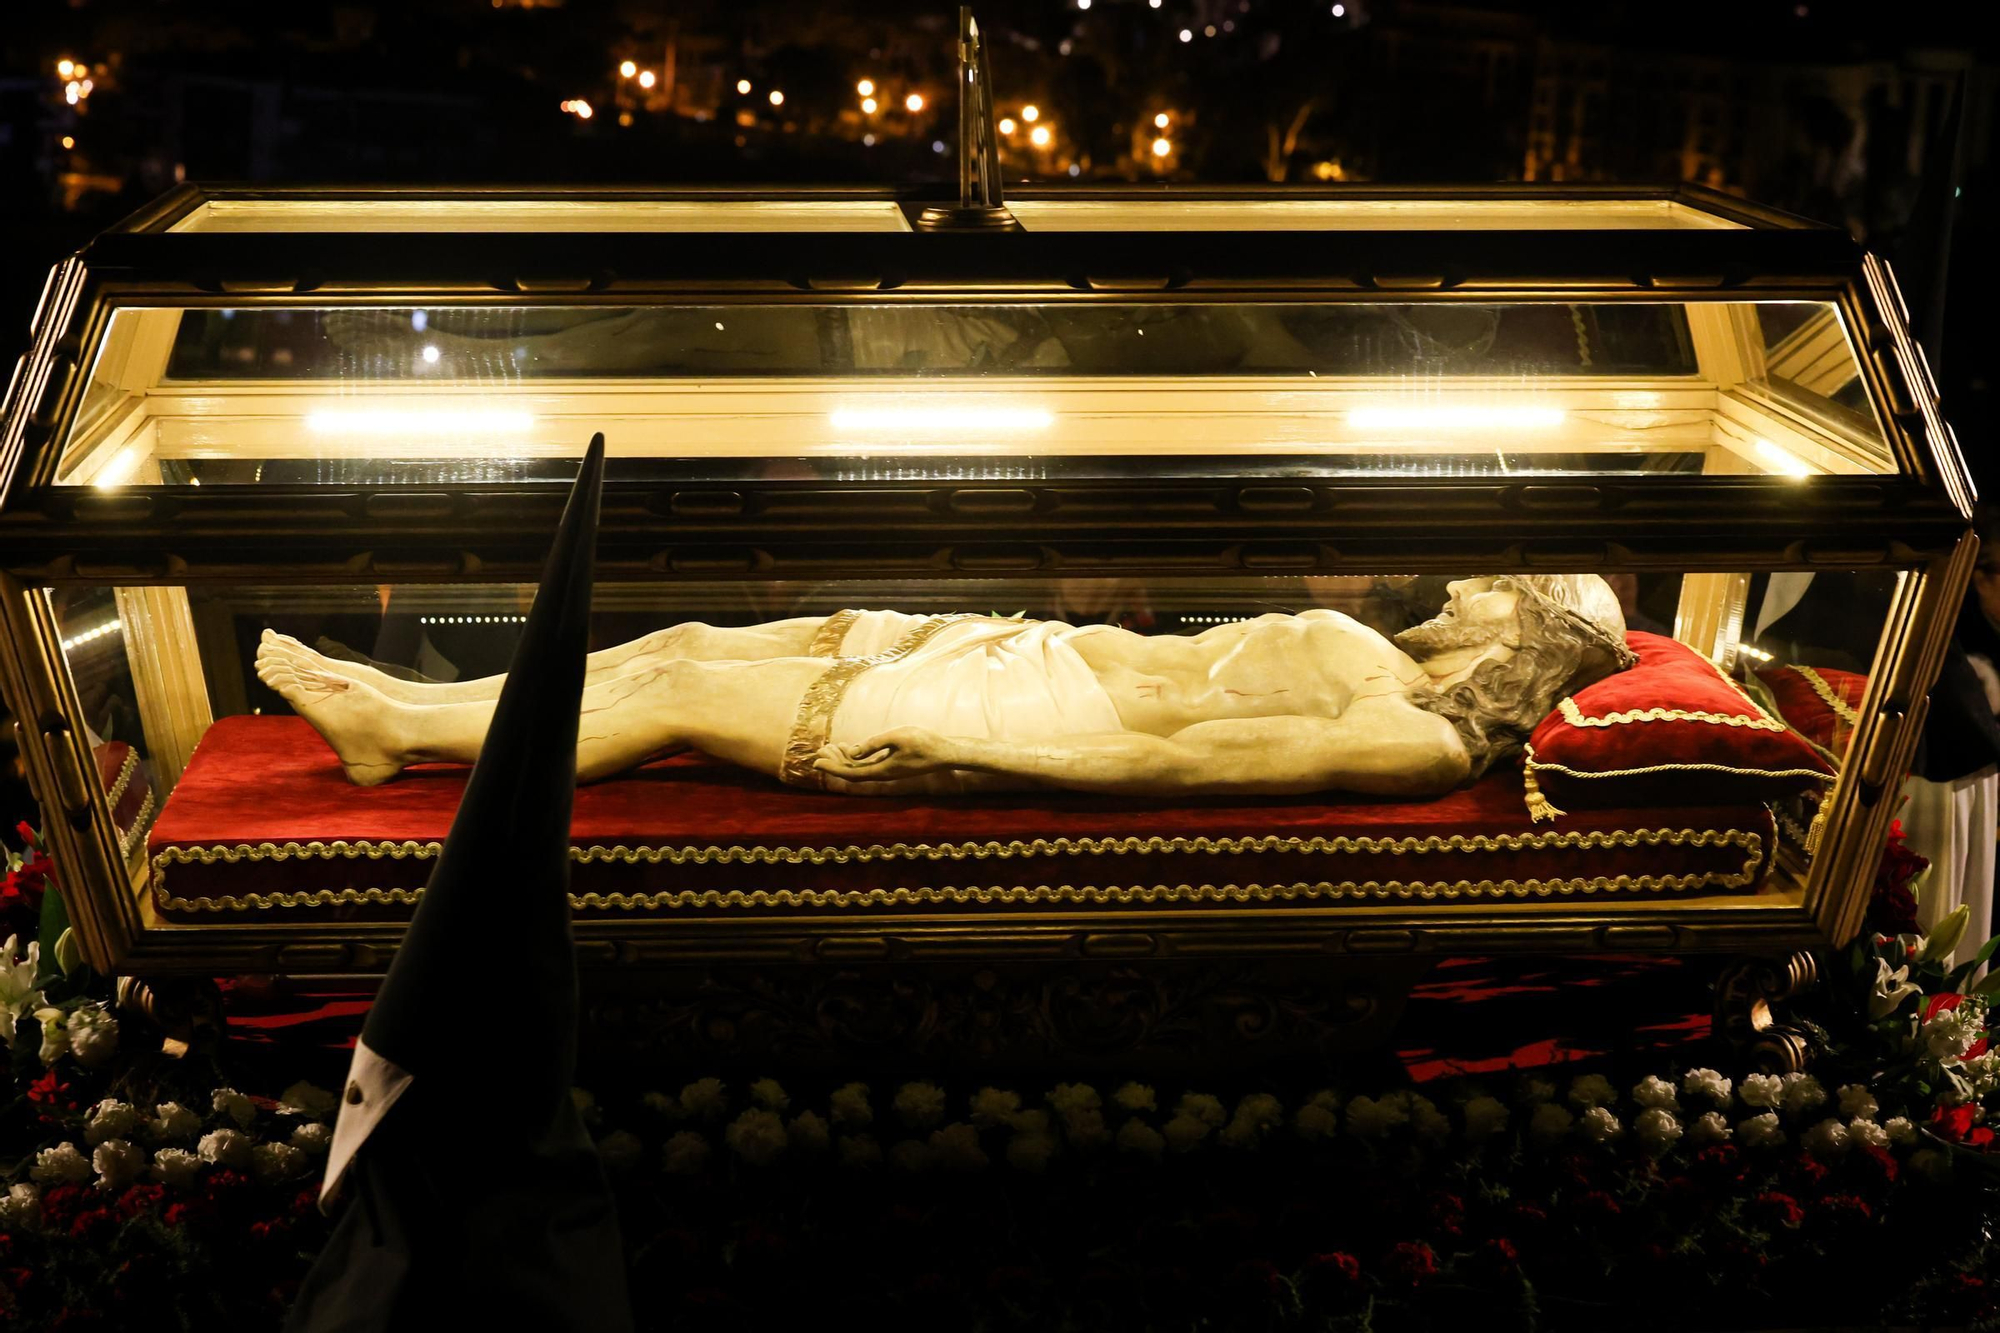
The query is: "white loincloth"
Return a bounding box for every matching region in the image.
[781,610,1124,793]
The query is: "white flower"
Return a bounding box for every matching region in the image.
[1579,1106,1623,1146]
[1779,1073,1827,1119]
[1964,1051,2000,1097]
[1633,1076,1680,1111]
[1116,1117,1166,1158]
[32,1142,93,1184]
[212,1087,257,1129]
[1634,1107,1683,1155]
[595,1130,645,1171]
[1343,1094,1408,1139]
[661,1130,711,1175]
[1008,1108,1052,1137]
[836,1135,882,1169]
[0,935,44,1053]
[66,1003,119,1068]
[199,1128,253,1168]
[148,1102,201,1142]
[969,1087,1021,1126]
[1527,1102,1575,1148]
[278,1082,339,1118]
[1005,1132,1056,1172]
[749,1078,789,1111]
[724,1108,788,1166]
[251,1142,308,1183]
[1869,959,1922,1019]
[788,1110,830,1154]
[1163,1114,1212,1152]
[1836,1084,1880,1121]
[640,1090,676,1117]
[678,1077,728,1121]
[1801,1118,1851,1158]
[1113,1082,1157,1114]
[150,1147,202,1187]
[36,1007,69,1065]
[1411,1096,1451,1146]
[1848,1117,1890,1149]
[829,1082,872,1127]
[1885,1116,1918,1146]
[929,1122,989,1171]
[1681,1068,1733,1106]
[92,1138,146,1189]
[1921,1006,1985,1066]
[1688,1111,1733,1146]
[1047,1083,1101,1116]
[0,1183,39,1226]
[1062,1105,1111,1150]
[889,1138,934,1172]
[1738,1112,1787,1149]
[1517,1077,1558,1105]
[1567,1074,1618,1110]
[1462,1095,1510,1144]
[290,1121,333,1156]
[894,1082,948,1128]
[1174,1093,1227,1128]
[1739,1074,1784,1109]
[1295,1103,1339,1141]
[86,1099,139,1147]
[1908,1148,1951,1183]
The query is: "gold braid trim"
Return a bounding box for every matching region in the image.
[119,787,157,863]
[1525,756,1832,782]
[779,613,985,790]
[1788,664,1862,728]
[1556,697,1786,732]
[149,827,1767,912]
[105,747,138,811]
[806,609,862,658]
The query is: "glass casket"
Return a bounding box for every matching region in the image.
[0,184,1974,1001]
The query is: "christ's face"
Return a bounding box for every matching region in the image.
[1394,578,1523,662]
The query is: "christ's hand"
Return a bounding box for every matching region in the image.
[814,727,955,783]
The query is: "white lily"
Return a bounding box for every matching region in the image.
[1868,957,1922,1020]
[0,935,44,1052]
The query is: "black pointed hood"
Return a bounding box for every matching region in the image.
[362,432,604,1099]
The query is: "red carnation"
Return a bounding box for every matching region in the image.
[1299,1251,1363,1291]
[1931,1103,1978,1143]
[1784,1151,1831,1192]
[1227,1260,1288,1302]
[1571,1189,1621,1221]
[1474,1237,1521,1277]
[68,1207,118,1243]
[1853,1144,1900,1188]
[114,1184,167,1220]
[1751,1191,1805,1229]
[1812,1193,1873,1228]
[1692,1144,1748,1187]
[35,1184,87,1230]
[1383,1240,1438,1286]
[1424,1191,1466,1240]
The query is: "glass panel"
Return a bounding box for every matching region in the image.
[56,568,1896,894]
[166,198,915,234]
[55,299,1890,486]
[1006,198,1746,231]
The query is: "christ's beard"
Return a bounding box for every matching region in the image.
[1394,616,1505,661]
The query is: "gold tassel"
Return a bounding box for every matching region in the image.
[1522,747,1565,823]
[1804,797,1829,855]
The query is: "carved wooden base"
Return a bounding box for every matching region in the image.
[577,958,1437,1081]
[1714,950,1821,1074]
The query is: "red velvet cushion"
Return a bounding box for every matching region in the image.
[1754,664,1867,767]
[1524,632,1833,813]
[93,740,157,864]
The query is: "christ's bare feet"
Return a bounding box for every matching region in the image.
[256,629,442,705]
[255,646,408,785]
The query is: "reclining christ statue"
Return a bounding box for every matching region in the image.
[254,575,1636,799]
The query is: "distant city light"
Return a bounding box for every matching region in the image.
[560,98,593,119]
[1332,3,1346,14]
[637,69,656,89]
[1029,125,1052,147]
[736,78,752,94]
[1078,0,1092,8]
[1179,28,1193,41]
[619,60,637,78]
[862,133,876,146]
[64,82,80,104]
[1021,104,1040,122]
[410,311,428,331]
[60,135,75,150]
[857,78,875,97]
[1152,137,1172,157]
[1204,24,1217,36]
[861,97,878,113]
[56,58,75,79]
[1150,0,1162,7]
[1068,163,1082,176]
[905,92,924,112]
[998,117,1017,134]
[932,140,947,153]
[421,345,442,364]
[768,88,785,106]
[1154,112,1170,129]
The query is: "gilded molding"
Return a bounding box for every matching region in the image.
[148,826,1768,913]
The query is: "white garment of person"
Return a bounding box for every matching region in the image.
[1898,764,1998,974]
[317,1036,414,1212]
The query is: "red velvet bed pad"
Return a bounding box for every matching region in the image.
[147,715,1778,921]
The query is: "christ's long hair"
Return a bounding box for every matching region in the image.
[1403,576,1638,780]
